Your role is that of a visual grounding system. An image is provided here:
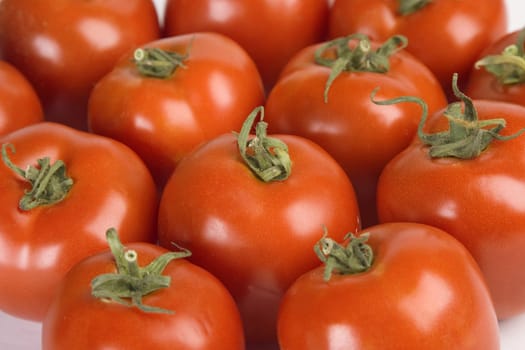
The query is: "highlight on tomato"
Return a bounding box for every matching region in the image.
[88,32,265,188]
[466,27,525,106]
[277,223,500,350]
[376,73,525,320]
[0,122,159,321]
[157,106,361,346]
[328,0,508,98]
[0,60,43,137]
[42,228,245,350]
[0,0,161,130]
[264,33,447,227]
[162,0,330,92]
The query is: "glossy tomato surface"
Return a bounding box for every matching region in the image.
[328,0,507,97]
[158,131,360,345]
[0,122,158,321]
[0,0,160,130]
[466,29,525,106]
[264,37,447,227]
[88,32,265,188]
[0,61,43,137]
[42,242,244,350]
[163,0,329,91]
[377,100,525,320]
[277,222,500,350]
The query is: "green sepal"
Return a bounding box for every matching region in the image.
[370,73,525,159]
[236,106,292,182]
[315,34,408,102]
[1,143,74,210]
[474,27,525,85]
[90,228,192,314]
[315,227,374,282]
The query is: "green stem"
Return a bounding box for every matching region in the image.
[91,228,192,314]
[474,27,525,84]
[315,34,408,102]
[314,227,374,281]
[133,46,189,78]
[370,73,525,159]
[398,0,432,15]
[1,143,74,210]
[236,106,292,182]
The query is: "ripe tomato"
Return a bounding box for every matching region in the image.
[328,0,507,97]
[0,60,43,137]
[377,75,525,319]
[42,228,244,350]
[157,107,361,346]
[0,0,160,130]
[0,122,158,321]
[277,222,500,350]
[88,32,265,188]
[466,28,525,106]
[162,0,329,91]
[264,34,447,227]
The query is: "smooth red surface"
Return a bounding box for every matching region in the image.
[158,132,361,345]
[0,61,43,136]
[42,242,244,349]
[163,0,329,91]
[328,0,507,97]
[378,100,525,320]
[278,222,500,350]
[264,38,448,227]
[0,122,158,321]
[0,0,160,130]
[88,32,265,188]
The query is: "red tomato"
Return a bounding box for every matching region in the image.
[162,0,329,92]
[0,0,160,130]
[377,76,525,319]
[42,229,244,350]
[328,0,507,97]
[277,222,500,350]
[157,107,361,345]
[0,61,43,136]
[0,122,158,321]
[466,28,525,106]
[264,34,447,227]
[88,32,265,188]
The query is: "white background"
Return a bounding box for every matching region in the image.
[1,0,524,349]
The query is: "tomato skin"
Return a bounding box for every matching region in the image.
[0,61,43,136]
[0,122,158,321]
[264,39,447,227]
[42,242,244,350]
[328,0,507,97]
[277,222,500,350]
[157,132,360,344]
[377,100,525,320]
[88,32,265,188]
[0,0,160,130]
[163,0,329,92]
[466,30,525,106]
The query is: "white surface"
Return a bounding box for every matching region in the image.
[1,0,524,349]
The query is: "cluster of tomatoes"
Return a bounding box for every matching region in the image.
[0,0,524,349]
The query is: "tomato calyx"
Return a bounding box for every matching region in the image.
[133,47,189,79]
[398,0,432,16]
[1,143,74,210]
[236,106,292,182]
[314,228,374,281]
[372,73,525,159]
[315,34,408,102]
[475,27,525,85]
[91,228,192,314]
